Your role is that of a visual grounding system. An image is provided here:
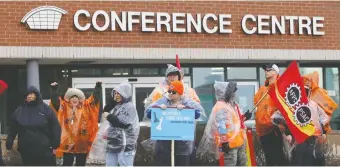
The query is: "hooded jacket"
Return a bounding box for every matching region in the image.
[197,81,244,160]
[302,72,337,134]
[6,86,61,156]
[106,82,140,153]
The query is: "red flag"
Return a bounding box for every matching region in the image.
[268,61,315,144]
[176,54,181,70]
[0,80,8,95]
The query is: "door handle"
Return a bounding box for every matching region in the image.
[128,78,138,82]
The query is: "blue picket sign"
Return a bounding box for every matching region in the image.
[150,108,195,141]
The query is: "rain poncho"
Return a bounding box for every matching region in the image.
[302,72,338,133]
[144,96,205,156]
[271,99,330,162]
[197,81,245,160]
[88,82,139,162]
[254,75,280,136]
[50,84,101,157]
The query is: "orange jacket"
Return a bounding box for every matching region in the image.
[254,75,280,136]
[212,101,245,149]
[303,72,338,133]
[50,87,101,157]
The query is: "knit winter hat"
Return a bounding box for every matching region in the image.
[165,64,181,81]
[64,88,86,102]
[169,80,184,95]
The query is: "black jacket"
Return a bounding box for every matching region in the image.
[6,86,61,156]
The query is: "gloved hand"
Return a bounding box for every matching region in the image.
[273,118,283,125]
[244,110,252,121]
[194,109,200,119]
[222,142,230,153]
[96,81,102,88]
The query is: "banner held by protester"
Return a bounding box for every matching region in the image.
[268,60,315,144]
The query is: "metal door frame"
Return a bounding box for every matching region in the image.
[72,77,192,108]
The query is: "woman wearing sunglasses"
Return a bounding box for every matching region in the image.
[145,80,205,166]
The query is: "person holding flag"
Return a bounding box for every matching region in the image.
[267,61,331,166]
[0,80,8,166]
[302,71,338,165]
[278,71,334,166]
[254,63,287,166]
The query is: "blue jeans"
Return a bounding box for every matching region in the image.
[106,151,136,167]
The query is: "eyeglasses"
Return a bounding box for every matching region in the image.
[265,69,274,72]
[168,90,177,95]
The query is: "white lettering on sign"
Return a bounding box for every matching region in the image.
[298,16,312,35]
[128,11,140,32]
[156,12,171,32]
[312,17,325,35]
[219,14,232,33]
[241,14,256,35]
[74,9,91,31]
[172,13,186,33]
[271,16,285,34]
[111,11,127,31]
[257,15,271,34]
[187,13,202,33]
[141,12,155,32]
[72,10,325,36]
[92,10,110,31]
[241,14,324,35]
[202,13,218,34]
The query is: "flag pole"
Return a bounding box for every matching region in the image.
[171,140,175,167]
[250,91,268,113]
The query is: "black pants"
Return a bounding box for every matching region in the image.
[291,136,316,166]
[0,145,4,166]
[259,128,286,166]
[63,153,87,166]
[21,152,56,166]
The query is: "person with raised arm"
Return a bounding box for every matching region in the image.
[49,81,102,166]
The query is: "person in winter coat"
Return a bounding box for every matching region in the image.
[0,80,8,166]
[254,63,286,166]
[197,81,251,166]
[6,86,61,166]
[102,82,140,166]
[145,80,205,166]
[49,81,102,166]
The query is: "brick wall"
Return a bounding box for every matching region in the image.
[0,1,339,49]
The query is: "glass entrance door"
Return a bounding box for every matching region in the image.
[72,77,192,126]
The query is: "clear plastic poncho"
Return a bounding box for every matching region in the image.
[196,81,240,160]
[88,82,140,163]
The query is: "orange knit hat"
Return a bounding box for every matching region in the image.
[169,80,184,95]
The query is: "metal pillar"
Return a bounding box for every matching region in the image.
[26,59,40,90]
